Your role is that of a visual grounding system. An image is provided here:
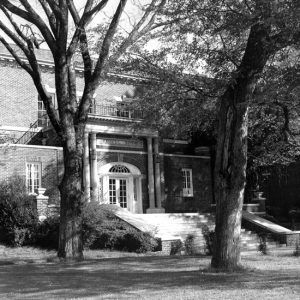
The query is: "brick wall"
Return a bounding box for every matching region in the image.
[163,155,213,212]
[0,144,62,204]
[0,59,136,135]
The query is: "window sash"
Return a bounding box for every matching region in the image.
[182,168,193,197]
[26,163,41,194]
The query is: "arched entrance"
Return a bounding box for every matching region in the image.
[98,162,143,213]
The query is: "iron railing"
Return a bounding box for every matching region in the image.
[90,104,143,119]
[15,119,40,145]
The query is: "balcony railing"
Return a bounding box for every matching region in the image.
[89,104,143,120]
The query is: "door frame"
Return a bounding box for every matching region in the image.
[98,162,143,213]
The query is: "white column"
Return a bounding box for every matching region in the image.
[90,133,98,202]
[154,138,162,207]
[154,138,165,213]
[83,132,90,202]
[146,137,155,212]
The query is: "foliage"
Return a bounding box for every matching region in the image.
[35,216,60,250]
[0,176,38,246]
[34,203,160,253]
[83,203,159,253]
[0,0,171,259]
[170,239,183,255]
[201,225,214,255]
[258,234,269,255]
[184,234,196,255]
[293,243,300,257]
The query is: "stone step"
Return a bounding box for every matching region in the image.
[115,208,295,253]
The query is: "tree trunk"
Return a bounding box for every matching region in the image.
[211,22,272,270]
[58,132,85,260]
[211,86,248,270]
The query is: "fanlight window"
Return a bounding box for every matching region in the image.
[109,165,130,173]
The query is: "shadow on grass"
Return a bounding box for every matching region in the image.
[0,255,300,299]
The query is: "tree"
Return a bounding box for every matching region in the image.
[0,0,166,260]
[125,0,300,270]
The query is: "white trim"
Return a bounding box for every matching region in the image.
[98,162,141,176]
[86,124,158,137]
[44,84,56,94]
[2,143,63,150]
[97,148,147,155]
[0,125,34,132]
[26,162,42,195]
[99,162,142,213]
[182,168,193,197]
[96,148,210,159]
[162,153,210,159]
[1,144,209,158]
[163,139,189,144]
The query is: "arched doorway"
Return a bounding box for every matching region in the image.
[98,162,143,213]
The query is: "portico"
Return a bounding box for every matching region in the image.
[83,118,165,213]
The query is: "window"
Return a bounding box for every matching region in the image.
[109,165,130,173]
[37,92,56,127]
[182,168,193,197]
[26,162,41,194]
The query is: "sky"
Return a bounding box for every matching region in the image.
[0,1,151,47]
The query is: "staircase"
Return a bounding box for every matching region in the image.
[15,119,41,145]
[115,208,297,254]
[115,210,214,253]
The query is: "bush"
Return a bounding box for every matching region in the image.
[34,203,160,253]
[35,216,60,250]
[0,176,38,246]
[202,225,214,255]
[258,233,269,255]
[82,203,160,252]
[293,243,300,257]
[170,239,183,255]
[184,234,196,255]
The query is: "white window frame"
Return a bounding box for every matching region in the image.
[182,168,193,197]
[26,162,42,195]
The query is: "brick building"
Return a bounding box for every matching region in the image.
[0,44,213,214]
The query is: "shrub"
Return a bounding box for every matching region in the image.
[170,239,183,255]
[258,233,268,255]
[184,234,196,255]
[293,243,300,257]
[0,176,38,246]
[202,224,214,255]
[34,203,160,253]
[35,216,60,250]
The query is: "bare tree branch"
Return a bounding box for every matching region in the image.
[91,0,127,83]
[1,0,56,52]
[38,0,57,37]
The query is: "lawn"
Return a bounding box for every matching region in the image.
[0,246,300,299]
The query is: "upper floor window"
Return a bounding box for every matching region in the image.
[37,92,56,127]
[182,168,193,197]
[26,162,41,194]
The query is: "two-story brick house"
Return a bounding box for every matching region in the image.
[0,44,213,214]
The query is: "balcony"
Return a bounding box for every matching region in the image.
[89,104,143,121]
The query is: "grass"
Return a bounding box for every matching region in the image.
[0,245,300,299]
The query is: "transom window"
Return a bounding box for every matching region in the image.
[182,168,193,197]
[109,165,130,173]
[26,162,41,194]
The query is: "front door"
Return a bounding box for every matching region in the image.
[109,178,128,208]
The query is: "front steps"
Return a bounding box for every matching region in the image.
[114,208,297,254]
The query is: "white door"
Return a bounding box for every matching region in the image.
[109,178,128,208]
